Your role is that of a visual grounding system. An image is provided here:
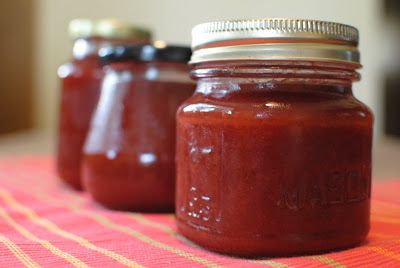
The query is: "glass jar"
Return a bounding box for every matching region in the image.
[57,19,151,189]
[176,19,373,256]
[82,44,194,211]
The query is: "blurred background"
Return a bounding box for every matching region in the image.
[0,0,399,178]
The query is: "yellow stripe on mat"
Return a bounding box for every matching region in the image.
[250,260,290,268]
[129,212,345,268]
[365,246,400,262]
[57,190,300,268]
[0,233,40,268]
[129,214,293,268]
[86,211,221,268]
[0,188,143,268]
[58,185,344,267]
[0,207,88,268]
[310,255,346,268]
[40,186,278,268]
[128,213,175,235]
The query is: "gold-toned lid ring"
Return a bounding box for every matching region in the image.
[190,43,360,65]
[69,19,152,40]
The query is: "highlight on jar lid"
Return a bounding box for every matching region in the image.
[68,18,152,41]
[190,18,360,65]
[98,42,192,63]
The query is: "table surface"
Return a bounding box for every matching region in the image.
[0,131,399,267]
[0,130,399,180]
[0,152,399,267]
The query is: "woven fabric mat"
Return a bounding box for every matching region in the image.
[0,155,399,267]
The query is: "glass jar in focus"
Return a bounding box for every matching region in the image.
[82,44,194,211]
[57,19,151,189]
[176,19,373,256]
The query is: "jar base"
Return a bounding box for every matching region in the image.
[177,220,369,257]
[57,169,82,190]
[96,201,174,213]
[83,179,175,212]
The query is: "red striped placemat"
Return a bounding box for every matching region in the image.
[0,155,398,267]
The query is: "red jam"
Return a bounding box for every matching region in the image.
[176,60,373,256]
[57,26,151,189]
[82,45,194,211]
[56,41,103,189]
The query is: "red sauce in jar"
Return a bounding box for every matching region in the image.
[176,18,373,257]
[57,51,103,189]
[82,45,194,211]
[56,19,151,189]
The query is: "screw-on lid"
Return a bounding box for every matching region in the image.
[99,42,192,64]
[190,18,360,65]
[69,18,152,41]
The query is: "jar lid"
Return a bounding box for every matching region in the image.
[99,42,192,63]
[69,19,152,41]
[190,18,360,65]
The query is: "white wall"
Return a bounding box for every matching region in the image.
[33,0,388,137]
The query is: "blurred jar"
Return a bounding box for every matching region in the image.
[57,19,151,189]
[82,43,194,211]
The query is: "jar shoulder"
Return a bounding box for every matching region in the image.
[58,60,102,80]
[178,91,373,125]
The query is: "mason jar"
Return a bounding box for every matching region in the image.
[82,44,194,211]
[57,19,151,189]
[176,19,373,256]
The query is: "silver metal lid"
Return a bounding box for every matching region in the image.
[190,18,360,65]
